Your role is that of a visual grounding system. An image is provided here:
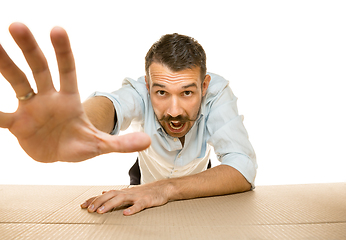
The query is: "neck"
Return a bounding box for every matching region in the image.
[179,136,185,147]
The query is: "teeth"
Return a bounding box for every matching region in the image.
[169,122,183,130]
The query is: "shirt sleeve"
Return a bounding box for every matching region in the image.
[206,80,257,188]
[88,77,146,135]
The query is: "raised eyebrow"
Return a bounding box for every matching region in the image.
[151,83,197,89]
[182,83,198,89]
[152,83,166,88]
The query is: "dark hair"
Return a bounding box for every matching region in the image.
[145,33,207,81]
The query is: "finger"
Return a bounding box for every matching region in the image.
[0,112,14,129]
[9,22,55,93]
[123,200,146,216]
[99,132,151,154]
[96,193,133,214]
[50,27,78,94]
[80,196,96,209]
[89,190,132,214]
[86,191,118,213]
[0,44,33,98]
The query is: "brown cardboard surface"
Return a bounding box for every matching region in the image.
[1,183,345,239]
[1,223,346,240]
[0,185,91,223]
[42,185,129,224]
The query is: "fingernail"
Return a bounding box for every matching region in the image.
[88,204,95,211]
[98,206,105,213]
[124,209,131,215]
[81,202,87,208]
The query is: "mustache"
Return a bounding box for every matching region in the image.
[158,115,197,123]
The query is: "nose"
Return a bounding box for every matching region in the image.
[166,96,184,117]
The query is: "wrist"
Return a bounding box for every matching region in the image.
[163,178,186,202]
[155,178,180,202]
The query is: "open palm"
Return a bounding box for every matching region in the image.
[0,23,150,163]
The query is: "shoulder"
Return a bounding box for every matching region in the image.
[120,76,149,103]
[204,73,232,103]
[122,76,148,94]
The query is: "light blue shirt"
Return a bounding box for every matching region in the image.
[91,73,257,188]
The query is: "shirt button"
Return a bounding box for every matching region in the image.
[178,154,181,158]
[174,138,178,142]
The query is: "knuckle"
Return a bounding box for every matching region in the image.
[107,190,117,195]
[116,192,126,201]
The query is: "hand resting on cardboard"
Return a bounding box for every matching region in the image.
[81,180,172,216]
[0,23,151,162]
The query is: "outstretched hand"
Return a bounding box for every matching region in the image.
[0,23,151,162]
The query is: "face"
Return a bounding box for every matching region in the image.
[146,62,211,138]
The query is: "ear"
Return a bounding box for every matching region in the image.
[145,76,150,92]
[202,74,211,97]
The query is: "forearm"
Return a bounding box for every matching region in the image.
[82,164,250,216]
[82,96,115,133]
[162,165,251,201]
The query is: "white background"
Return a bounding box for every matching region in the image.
[0,0,345,186]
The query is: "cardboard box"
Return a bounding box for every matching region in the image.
[1,183,345,239]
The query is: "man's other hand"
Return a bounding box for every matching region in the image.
[81,181,172,216]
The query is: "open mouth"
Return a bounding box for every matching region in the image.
[169,121,184,130]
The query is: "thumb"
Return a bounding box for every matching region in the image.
[100,132,151,154]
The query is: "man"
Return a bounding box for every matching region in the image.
[0,23,257,216]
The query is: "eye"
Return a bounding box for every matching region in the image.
[183,91,192,96]
[157,90,166,96]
